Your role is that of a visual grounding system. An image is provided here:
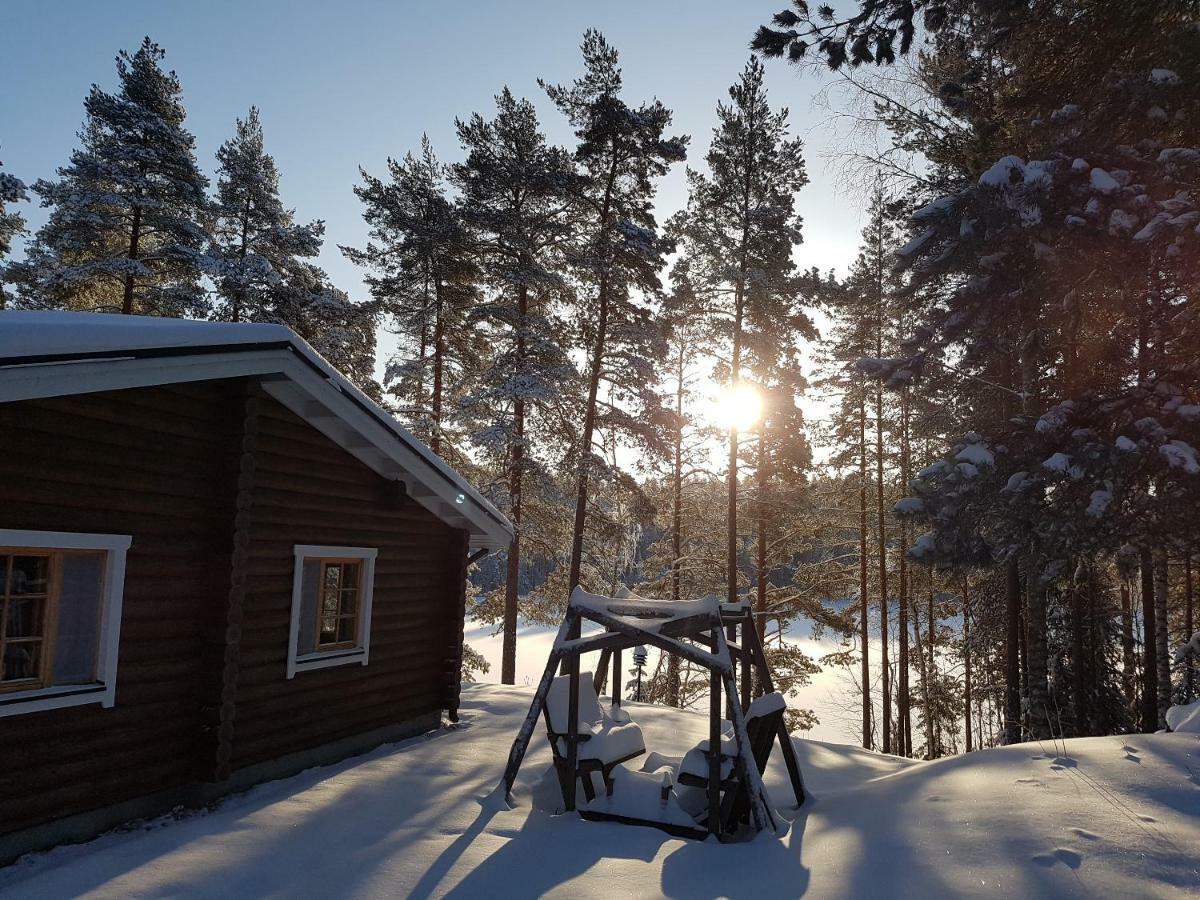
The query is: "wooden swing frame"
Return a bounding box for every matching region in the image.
[499,588,807,842]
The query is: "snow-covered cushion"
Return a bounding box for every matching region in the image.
[580,764,697,828]
[581,721,645,763]
[679,737,736,782]
[546,672,646,765]
[545,671,604,733]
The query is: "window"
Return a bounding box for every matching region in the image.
[0,530,131,718]
[287,545,377,678]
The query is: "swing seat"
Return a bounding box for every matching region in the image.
[545,672,646,802]
[675,692,787,828]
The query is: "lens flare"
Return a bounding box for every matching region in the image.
[712,383,762,432]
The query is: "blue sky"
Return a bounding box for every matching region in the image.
[1,0,867,303]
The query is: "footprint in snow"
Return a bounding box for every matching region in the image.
[1015,778,1044,787]
[1137,814,1156,823]
[1068,828,1100,841]
[1032,849,1082,869]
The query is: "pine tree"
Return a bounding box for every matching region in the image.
[344,137,478,455]
[0,155,28,308]
[15,38,210,316]
[211,107,324,324]
[211,107,379,396]
[291,279,381,399]
[452,88,579,684]
[542,30,686,593]
[671,57,808,610]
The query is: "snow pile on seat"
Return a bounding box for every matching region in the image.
[545,672,645,762]
[679,736,737,784]
[580,765,696,828]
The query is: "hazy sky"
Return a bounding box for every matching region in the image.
[2,0,869,304]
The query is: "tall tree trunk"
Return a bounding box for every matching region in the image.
[430,279,446,457]
[566,157,619,597]
[122,204,142,315]
[1154,551,1171,726]
[500,284,529,685]
[1019,597,1029,716]
[1140,548,1159,731]
[231,202,250,323]
[1186,555,1195,703]
[911,581,930,757]
[963,575,972,753]
[726,296,744,607]
[667,344,685,708]
[898,384,911,756]
[858,376,871,749]
[728,126,755,610]
[1025,566,1051,740]
[1121,582,1136,710]
[756,419,769,640]
[1071,571,1088,735]
[1086,570,1100,734]
[875,380,890,754]
[927,577,938,755]
[1003,557,1022,744]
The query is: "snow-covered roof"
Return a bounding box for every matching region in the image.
[0,311,512,550]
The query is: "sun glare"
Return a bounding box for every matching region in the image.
[712,383,763,432]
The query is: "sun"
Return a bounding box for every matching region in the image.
[711,383,763,432]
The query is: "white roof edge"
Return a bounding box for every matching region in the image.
[0,311,513,550]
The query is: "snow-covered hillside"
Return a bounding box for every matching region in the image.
[1,684,1197,898]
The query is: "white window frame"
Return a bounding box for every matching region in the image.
[287,544,378,679]
[0,528,131,718]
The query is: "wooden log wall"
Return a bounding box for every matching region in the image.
[0,382,241,837]
[0,378,472,840]
[230,393,463,769]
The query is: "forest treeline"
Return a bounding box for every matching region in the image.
[2,2,1199,758]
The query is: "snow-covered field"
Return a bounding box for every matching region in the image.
[464,617,859,744]
[1,683,1197,899]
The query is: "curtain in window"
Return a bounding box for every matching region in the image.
[52,554,103,684]
[297,560,320,655]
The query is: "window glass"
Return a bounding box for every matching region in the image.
[53,554,104,684]
[297,558,363,655]
[11,555,49,595]
[315,561,361,649]
[1,550,105,691]
[2,554,50,688]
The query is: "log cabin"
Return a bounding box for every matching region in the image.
[0,311,512,864]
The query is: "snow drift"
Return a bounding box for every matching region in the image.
[0,683,1197,898]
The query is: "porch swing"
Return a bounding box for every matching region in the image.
[499,586,806,841]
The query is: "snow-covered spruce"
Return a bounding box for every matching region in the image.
[13,39,211,316]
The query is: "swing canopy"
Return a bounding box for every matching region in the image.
[499,587,806,841]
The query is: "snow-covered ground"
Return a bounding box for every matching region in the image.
[2,683,1197,898]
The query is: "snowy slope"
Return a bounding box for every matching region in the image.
[1,683,1197,899]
